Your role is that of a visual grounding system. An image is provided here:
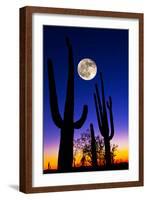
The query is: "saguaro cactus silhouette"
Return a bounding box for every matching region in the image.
[47,37,88,171]
[94,72,114,168]
[90,123,97,168]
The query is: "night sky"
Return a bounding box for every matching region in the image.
[43,25,128,170]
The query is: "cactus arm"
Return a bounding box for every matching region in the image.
[94,93,103,135]
[100,72,109,133]
[47,59,63,128]
[90,123,94,138]
[107,96,114,140]
[90,123,97,167]
[74,105,88,129]
[66,37,71,48]
[100,72,107,115]
[95,83,103,119]
[64,37,74,120]
[90,123,96,144]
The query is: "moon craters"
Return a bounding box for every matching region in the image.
[78,58,97,80]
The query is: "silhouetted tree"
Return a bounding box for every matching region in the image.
[73,131,91,167]
[111,144,118,164]
[47,37,88,171]
[97,137,105,166]
[74,130,118,168]
[80,155,86,166]
[94,72,114,168]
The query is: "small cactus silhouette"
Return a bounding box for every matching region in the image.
[47,37,88,171]
[94,72,114,168]
[90,123,97,168]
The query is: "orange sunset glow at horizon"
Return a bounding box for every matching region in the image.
[43,144,129,170]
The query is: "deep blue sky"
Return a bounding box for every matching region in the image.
[43,25,128,152]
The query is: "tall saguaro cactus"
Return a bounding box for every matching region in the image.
[47,37,88,171]
[94,72,114,168]
[90,123,97,168]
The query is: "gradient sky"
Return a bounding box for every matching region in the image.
[43,25,128,170]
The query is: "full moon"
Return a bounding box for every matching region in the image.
[77,58,97,80]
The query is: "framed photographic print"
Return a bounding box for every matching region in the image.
[19,6,144,193]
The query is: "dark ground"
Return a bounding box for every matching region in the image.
[43,162,128,174]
